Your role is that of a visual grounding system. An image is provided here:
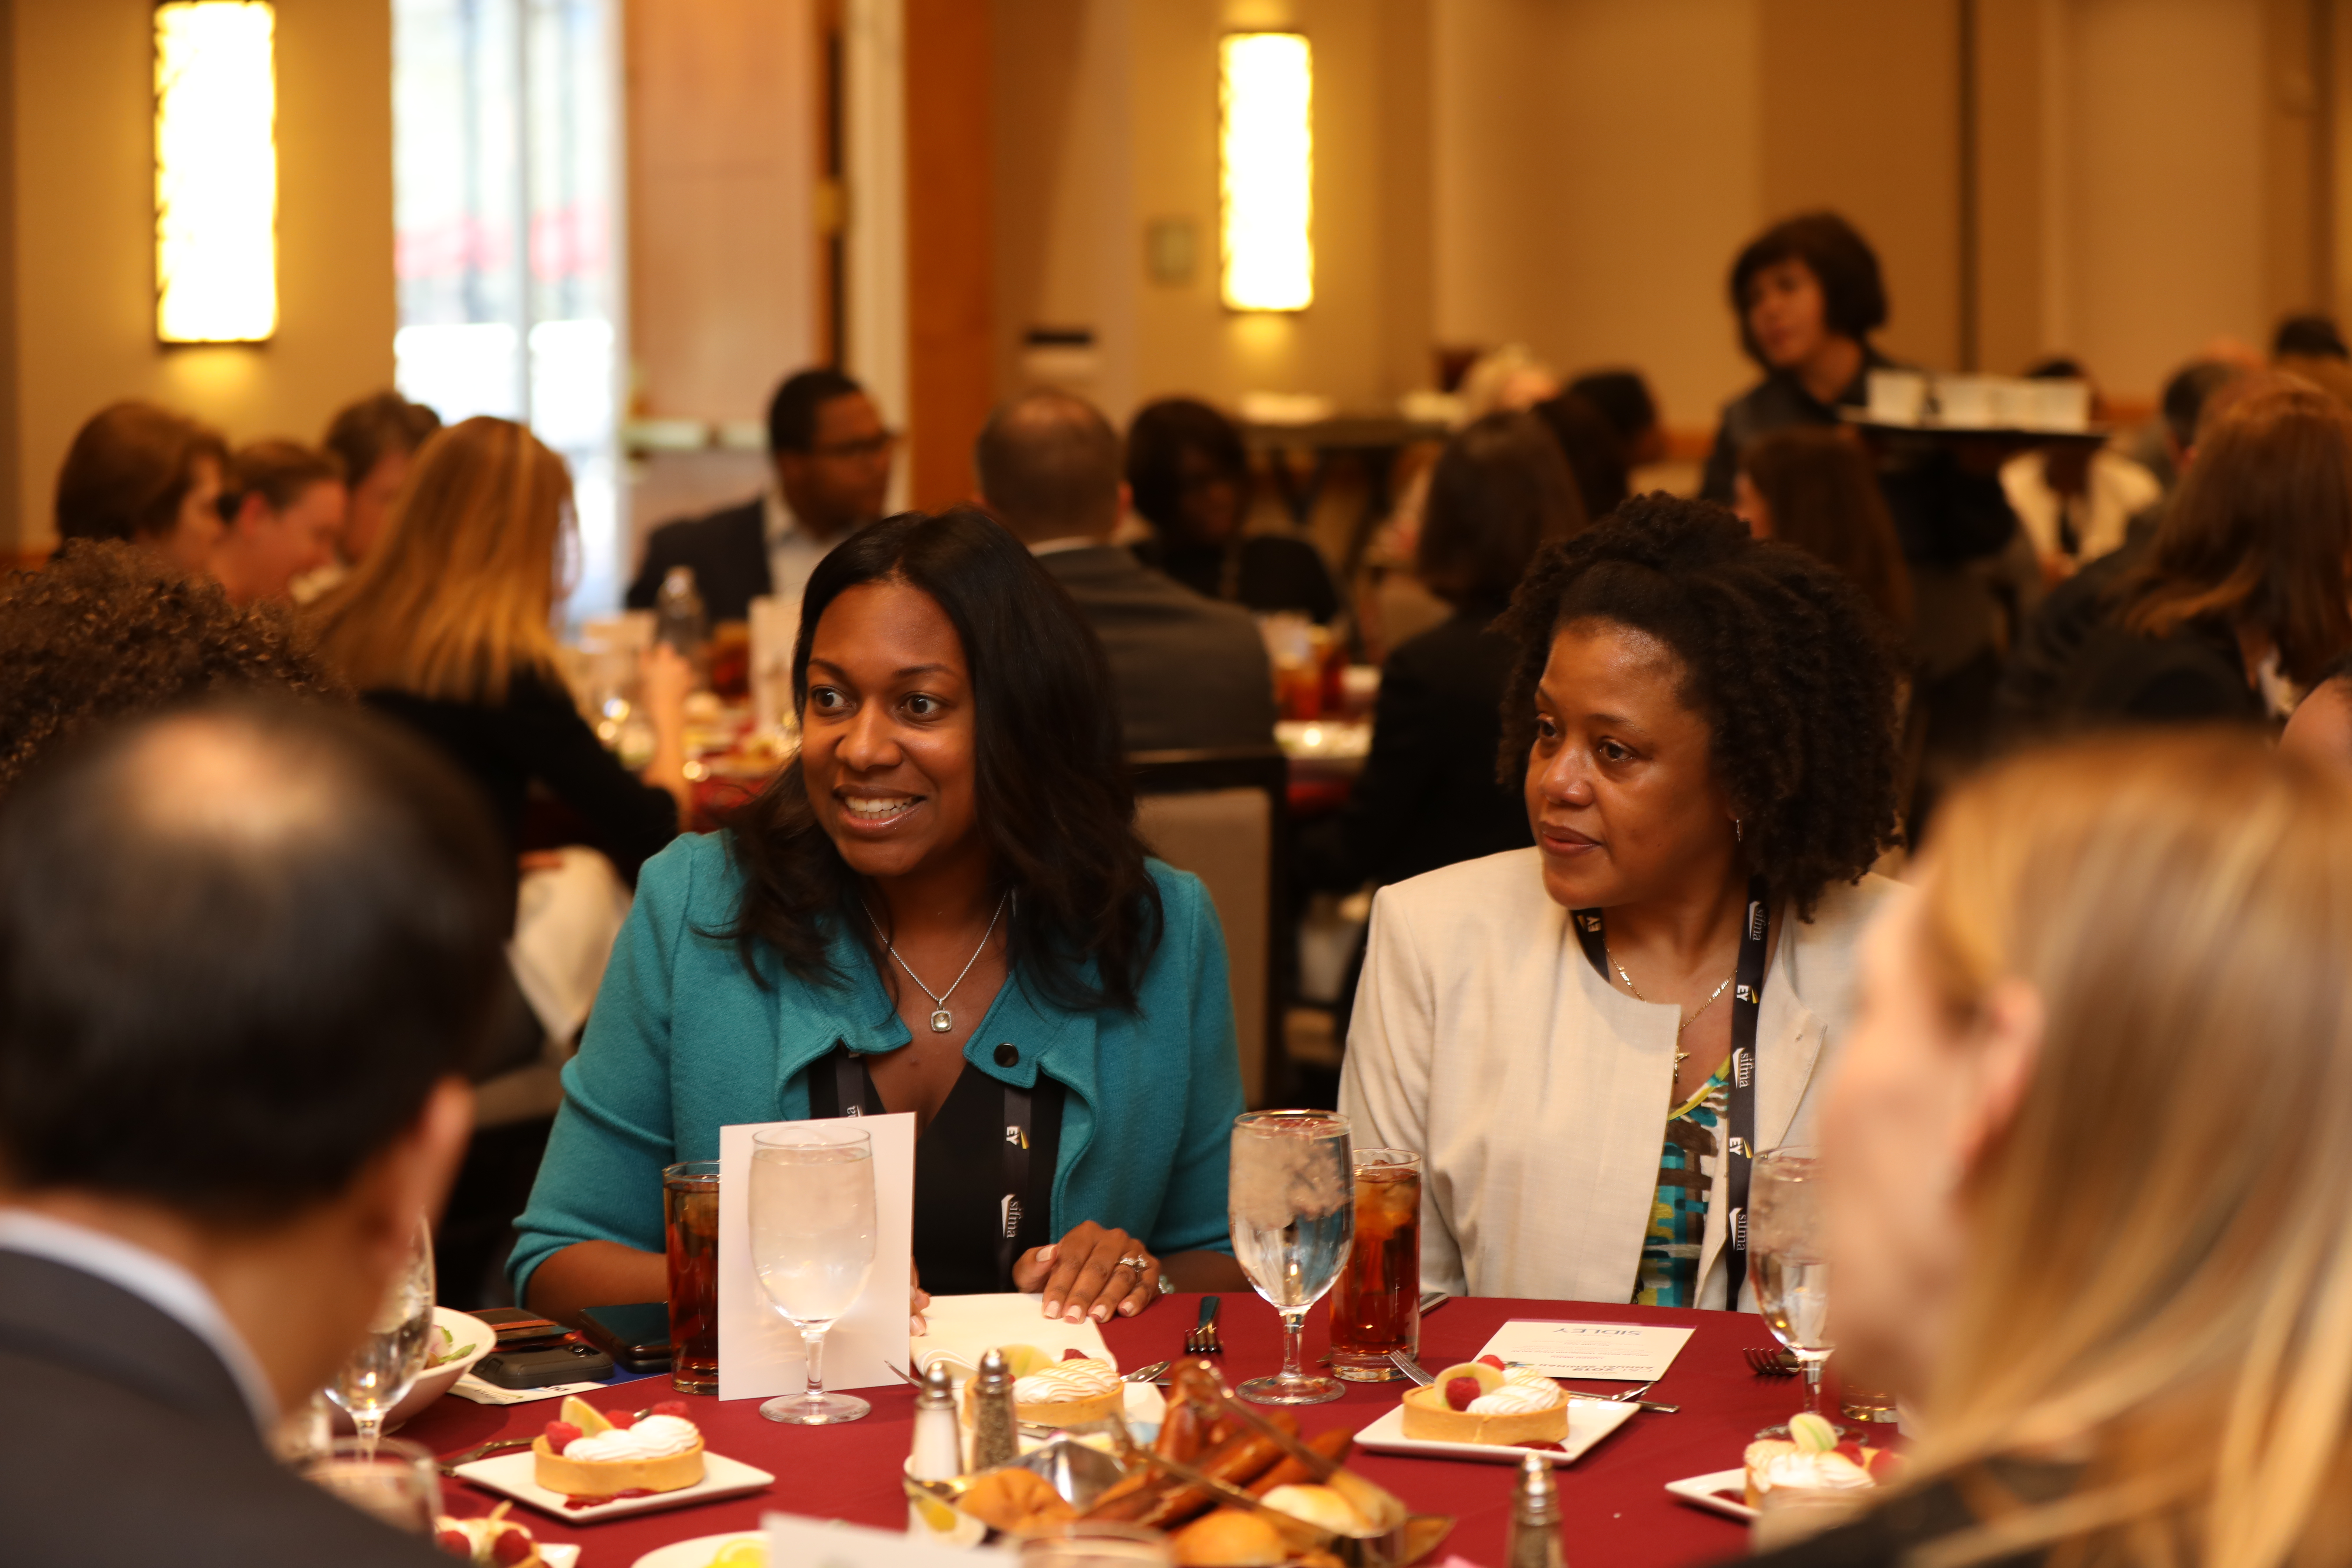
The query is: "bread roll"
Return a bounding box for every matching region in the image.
[1169,1508,1287,1567]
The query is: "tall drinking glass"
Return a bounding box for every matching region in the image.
[1328,1148,1420,1381]
[1749,1146,1836,1426]
[302,1435,439,1533]
[324,1216,435,1458]
[664,1160,721,1393]
[1229,1110,1352,1405]
[749,1124,877,1424]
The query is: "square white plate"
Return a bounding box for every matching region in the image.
[453,1449,776,1523]
[1350,1396,1638,1465]
[1664,1468,1755,1522]
[540,1548,582,1568]
[629,1533,762,1568]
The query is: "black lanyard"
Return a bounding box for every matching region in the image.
[830,1049,1035,1288]
[1573,876,1770,1311]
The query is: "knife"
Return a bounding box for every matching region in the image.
[1386,1350,1677,1413]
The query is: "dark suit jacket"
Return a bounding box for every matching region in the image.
[1298,603,1530,891]
[0,1248,449,1567]
[1036,545,1279,753]
[625,497,768,624]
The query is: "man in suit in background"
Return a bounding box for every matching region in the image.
[0,701,511,1567]
[976,390,1277,753]
[624,368,895,624]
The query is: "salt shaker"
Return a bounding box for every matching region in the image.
[969,1347,1020,1471]
[910,1360,964,1479]
[1505,1450,1565,1568]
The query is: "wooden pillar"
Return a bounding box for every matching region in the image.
[902,0,993,510]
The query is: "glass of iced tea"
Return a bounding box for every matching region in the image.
[664,1160,721,1393]
[1328,1148,1420,1380]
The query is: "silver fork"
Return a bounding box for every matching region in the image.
[1184,1295,1223,1355]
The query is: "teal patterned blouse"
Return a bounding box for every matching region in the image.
[1631,1059,1730,1308]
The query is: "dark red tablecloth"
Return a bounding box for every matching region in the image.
[408,1294,1801,1568]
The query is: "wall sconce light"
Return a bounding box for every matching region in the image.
[1219,31,1312,312]
[154,1,279,343]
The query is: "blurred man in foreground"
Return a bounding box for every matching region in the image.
[0,701,511,1566]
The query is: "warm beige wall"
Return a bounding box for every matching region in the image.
[7,0,396,553]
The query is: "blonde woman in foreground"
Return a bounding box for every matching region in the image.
[1749,729,2352,1567]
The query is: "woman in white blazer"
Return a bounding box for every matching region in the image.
[1340,495,1907,1311]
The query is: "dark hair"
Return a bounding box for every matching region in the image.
[0,700,511,1222]
[1738,427,1913,632]
[1532,392,1630,524]
[221,439,343,522]
[322,391,441,488]
[0,541,345,799]
[1420,412,1587,606]
[2023,355,2089,382]
[1564,371,1658,448]
[1126,398,1249,538]
[2121,385,2352,686]
[1496,495,1902,917]
[2161,360,2247,449]
[2274,313,2350,362]
[720,509,1163,1012]
[55,401,228,544]
[1728,212,1888,365]
[767,368,867,454]
[974,391,1122,542]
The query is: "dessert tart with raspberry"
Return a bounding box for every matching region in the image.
[1398,1357,1569,1446]
[433,1502,541,1566]
[1743,1411,1902,1508]
[958,1345,1124,1428]
[530,1395,706,1497]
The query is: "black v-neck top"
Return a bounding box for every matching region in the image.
[807,1047,1065,1295]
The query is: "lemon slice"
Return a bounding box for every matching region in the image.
[558,1394,611,1435]
[706,1539,766,1568]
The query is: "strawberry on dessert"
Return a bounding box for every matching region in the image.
[435,1503,542,1567]
[531,1394,706,1498]
[1400,1361,1568,1446]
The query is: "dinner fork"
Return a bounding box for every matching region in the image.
[1185,1295,1223,1356]
[1745,1346,1800,1377]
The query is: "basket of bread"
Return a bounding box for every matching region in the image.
[906,1359,1451,1568]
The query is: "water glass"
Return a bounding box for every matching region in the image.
[664,1160,721,1393]
[302,1435,438,1533]
[1749,1146,1836,1426]
[324,1216,435,1457]
[1229,1109,1353,1405]
[1020,1520,1174,1568]
[749,1124,877,1424]
[1328,1148,1420,1381]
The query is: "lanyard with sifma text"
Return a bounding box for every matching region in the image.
[1573,876,1770,1310]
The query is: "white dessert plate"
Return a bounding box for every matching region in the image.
[453,1449,776,1523]
[1350,1396,1637,1466]
[539,1548,583,1568]
[1664,1468,1756,1522]
[628,1532,764,1568]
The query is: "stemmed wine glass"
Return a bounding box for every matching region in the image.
[1749,1145,1837,1427]
[324,1216,436,1458]
[1228,1110,1353,1406]
[749,1123,877,1424]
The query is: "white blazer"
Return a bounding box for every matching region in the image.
[1337,849,1903,1310]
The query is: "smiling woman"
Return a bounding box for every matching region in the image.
[512,509,1249,1330]
[1338,496,1905,1311]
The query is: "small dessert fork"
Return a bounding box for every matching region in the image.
[1184,1296,1223,1356]
[1745,1346,1801,1377]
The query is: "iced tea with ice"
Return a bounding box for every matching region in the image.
[1328,1148,1420,1380]
[664,1160,721,1393]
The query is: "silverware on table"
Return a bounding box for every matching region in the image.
[1418,1291,1454,1317]
[1185,1295,1223,1356]
[1745,1346,1801,1377]
[1122,1359,1172,1383]
[1561,1374,1679,1415]
[1386,1350,1435,1386]
[436,1435,535,1474]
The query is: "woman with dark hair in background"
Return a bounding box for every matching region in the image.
[1126,397,1341,622]
[1304,412,1584,896]
[513,509,1249,1331]
[317,389,442,586]
[52,401,229,578]
[1736,427,1913,635]
[1532,391,1631,524]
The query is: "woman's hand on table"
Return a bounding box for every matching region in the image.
[1016,1222,1162,1322]
[911,1267,931,1335]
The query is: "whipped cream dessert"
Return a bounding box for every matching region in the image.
[560,1414,700,1463]
[1752,1448,1874,1493]
[1011,1359,1121,1404]
[1466,1367,1567,1416]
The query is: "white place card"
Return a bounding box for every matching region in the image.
[1473,1319,1695,1381]
[718,1112,916,1400]
[449,1376,615,1406]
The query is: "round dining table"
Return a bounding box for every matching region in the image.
[409,1293,1813,1568]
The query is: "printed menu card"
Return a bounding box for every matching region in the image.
[1474,1319,1695,1381]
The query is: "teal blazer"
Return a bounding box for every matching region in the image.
[508,832,1245,1303]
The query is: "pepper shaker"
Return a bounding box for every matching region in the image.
[1505,1450,1565,1568]
[969,1347,1020,1471]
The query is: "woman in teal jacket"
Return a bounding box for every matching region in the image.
[511,509,1248,1327]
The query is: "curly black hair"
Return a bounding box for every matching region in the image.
[1494,493,1902,918]
[0,541,345,798]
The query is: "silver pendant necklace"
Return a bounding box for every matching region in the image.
[866,891,1009,1033]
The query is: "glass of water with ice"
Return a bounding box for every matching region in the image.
[750,1124,877,1424]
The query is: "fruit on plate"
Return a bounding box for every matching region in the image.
[699,1540,765,1568]
[959,1344,1124,1427]
[1742,1413,1903,1508]
[1398,1360,1568,1446]
[530,1393,705,1497]
[433,1503,540,1566]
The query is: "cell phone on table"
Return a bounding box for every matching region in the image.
[474,1341,616,1389]
[473,1307,573,1351]
[579,1302,673,1374]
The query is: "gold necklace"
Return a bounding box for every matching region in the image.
[1606,943,1736,1079]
